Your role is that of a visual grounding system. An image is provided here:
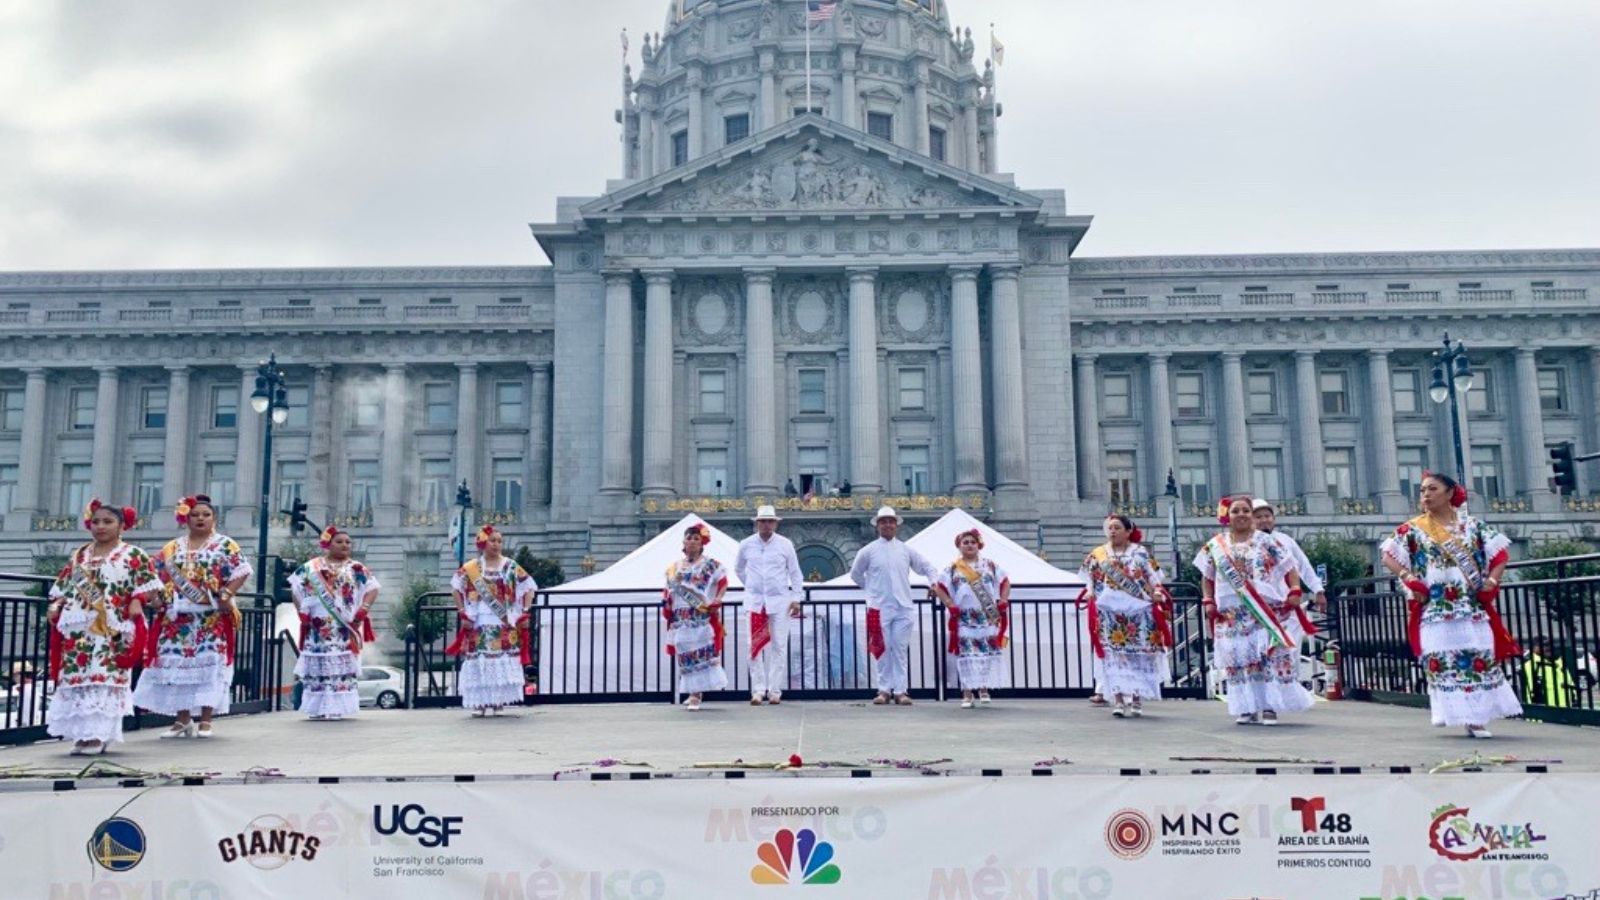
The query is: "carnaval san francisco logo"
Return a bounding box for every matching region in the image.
[750,828,841,885]
[1427,803,1548,862]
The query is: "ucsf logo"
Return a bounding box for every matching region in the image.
[372,804,463,848]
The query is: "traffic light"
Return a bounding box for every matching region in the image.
[286,498,309,534]
[456,481,474,509]
[271,557,294,604]
[1550,444,1577,494]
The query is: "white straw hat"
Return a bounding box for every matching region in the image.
[872,506,902,524]
[751,504,782,521]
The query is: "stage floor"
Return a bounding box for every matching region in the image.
[2,697,1594,787]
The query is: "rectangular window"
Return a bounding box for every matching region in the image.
[1391,369,1420,415]
[1319,371,1350,415]
[696,448,730,495]
[495,381,526,426]
[140,386,168,429]
[352,384,382,428]
[1251,448,1284,502]
[797,369,826,414]
[1471,445,1503,499]
[492,458,524,511]
[897,445,931,494]
[929,126,947,162]
[277,460,307,511]
[1324,447,1355,500]
[1398,447,1429,499]
[62,463,92,515]
[0,464,16,513]
[419,458,451,514]
[1174,373,1205,417]
[898,368,926,411]
[1246,371,1278,416]
[347,460,379,514]
[798,446,829,496]
[69,387,97,430]
[0,389,23,431]
[724,113,750,145]
[1537,367,1567,412]
[699,370,727,416]
[211,385,238,429]
[867,112,894,142]
[422,382,455,428]
[1466,368,1494,414]
[133,462,163,516]
[1106,450,1136,506]
[283,384,310,428]
[205,461,236,508]
[1101,373,1133,419]
[671,130,689,167]
[1178,450,1211,506]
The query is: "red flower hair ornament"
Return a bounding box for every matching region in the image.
[954,528,985,550]
[318,525,342,550]
[174,494,212,526]
[684,523,711,545]
[1216,496,1234,526]
[82,498,137,531]
[475,524,498,551]
[1422,471,1469,508]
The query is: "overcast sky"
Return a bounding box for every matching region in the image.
[1,0,1596,270]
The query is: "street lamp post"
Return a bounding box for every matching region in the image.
[1163,469,1180,576]
[454,481,474,568]
[1428,332,1476,485]
[249,353,290,599]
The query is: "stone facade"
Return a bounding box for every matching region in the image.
[2,0,1597,641]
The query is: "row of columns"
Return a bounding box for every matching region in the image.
[599,265,1029,499]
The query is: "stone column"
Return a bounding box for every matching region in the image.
[949,266,986,491]
[1219,352,1250,492]
[1366,350,1405,513]
[847,267,883,492]
[1294,351,1331,513]
[88,366,121,502]
[530,363,552,506]
[378,363,408,525]
[686,66,704,160]
[1513,346,1555,511]
[1074,354,1104,501]
[743,268,779,494]
[12,368,49,519]
[758,54,777,129]
[989,266,1028,490]
[839,46,858,127]
[308,365,335,525]
[161,366,191,505]
[1589,347,1600,493]
[641,270,676,496]
[455,363,479,494]
[600,271,636,495]
[1147,353,1175,495]
[963,100,980,171]
[912,67,930,154]
[639,101,657,179]
[232,365,261,529]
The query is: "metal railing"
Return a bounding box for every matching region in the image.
[0,573,288,745]
[404,583,1212,707]
[1330,553,1600,725]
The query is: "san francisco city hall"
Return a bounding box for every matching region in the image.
[2,0,1597,633]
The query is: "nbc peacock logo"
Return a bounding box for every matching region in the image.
[750,827,842,886]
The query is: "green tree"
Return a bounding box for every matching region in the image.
[1299,534,1372,594]
[513,546,565,589]
[1514,539,1600,583]
[392,577,450,644]
[27,545,69,598]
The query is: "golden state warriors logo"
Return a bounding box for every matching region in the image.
[88,817,146,872]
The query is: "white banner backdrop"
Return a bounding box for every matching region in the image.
[4,773,1592,899]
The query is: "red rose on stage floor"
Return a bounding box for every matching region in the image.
[789,754,803,768]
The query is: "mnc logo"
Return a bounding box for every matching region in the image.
[750,828,841,885]
[373,804,463,848]
[88,817,146,872]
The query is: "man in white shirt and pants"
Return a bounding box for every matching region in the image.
[735,505,804,705]
[849,506,939,706]
[1251,498,1326,608]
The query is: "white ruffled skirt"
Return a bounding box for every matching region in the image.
[1420,617,1523,726]
[460,652,525,709]
[1214,608,1314,717]
[47,683,133,744]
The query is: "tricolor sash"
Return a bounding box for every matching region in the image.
[1212,535,1294,649]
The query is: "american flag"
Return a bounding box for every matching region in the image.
[806,0,838,23]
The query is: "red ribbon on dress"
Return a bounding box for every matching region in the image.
[1404,579,1429,657]
[113,615,147,672]
[218,610,238,666]
[1078,588,1105,659]
[47,628,64,681]
[750,611,772,660]
[353,609,376,651]
[710,606,725,656]
[1152,588,1175,649]
[866,608,885,660]
[517,615,532,667]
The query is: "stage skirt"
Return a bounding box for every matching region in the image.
[1092,595,1169,701]
[952,606,1005,690]
[295,615,360,719]
[1214,605,1314,717]
[669,618,727,695]
[132,609,232,716]
[47,683,134,744]
[460,625,526,709]
[1420,616,1523,726]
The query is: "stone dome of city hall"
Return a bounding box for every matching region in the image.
[0,0,1595,612]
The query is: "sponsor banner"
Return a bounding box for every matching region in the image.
[1,774,1594,899]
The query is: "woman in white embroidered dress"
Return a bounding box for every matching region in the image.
[1078,515,1171,718]
[449,525,537,716]
[662,522,728,710]
[133,495,252,739]
[45,500,161,755]
[933,528,1009,709]
[1196,494,1312,725]
[290,526,379,720]
[1379,471,1521,738]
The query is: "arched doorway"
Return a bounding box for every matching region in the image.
[796,544,846,583]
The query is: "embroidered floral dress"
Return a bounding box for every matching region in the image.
[289,557,379,719]
[1078,544,1170,701]
[663,556,729,695]
[1195,532,1314,716]
[132,533,251,716]
[1380,515,1522,727]
[47,543,162,744]
[449,556,537,709]
[934,557,1009,690]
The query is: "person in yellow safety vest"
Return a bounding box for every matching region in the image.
[1520,638,1575,708]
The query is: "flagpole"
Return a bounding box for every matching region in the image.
[805,1,813,113]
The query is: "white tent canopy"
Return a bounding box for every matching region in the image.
[543,513,746,605]
[821,508,1085,590]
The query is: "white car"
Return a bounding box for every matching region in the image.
[356,666,405,709]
